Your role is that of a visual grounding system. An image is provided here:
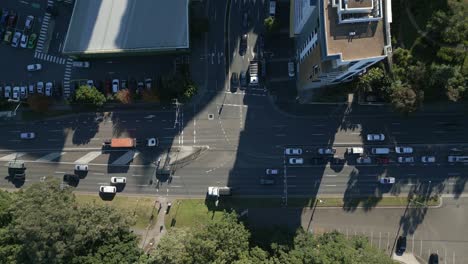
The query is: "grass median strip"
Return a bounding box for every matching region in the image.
[166,196,440,229]
[75,194,158,229]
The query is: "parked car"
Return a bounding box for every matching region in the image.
[0,9,8,26]
[4,86,11,98]
[28,84,35,94]
[24,15,34,30]
[111,177,126,184]
[11,31,21,47]
[398,157,414,163]
[20,132,35,139]
[421,156,436,163]
[99,185,117,193]
[239,34,248,56]
[230,72,239,92]
[20,86,26,98]
[240,71,247,87]
[45,82,53,96]
[395,146,413,154]
[318,148,336,155]
[285,148,302,155]
[396,236,407,255]
[3,30,12,43]
[27,33,37,48]
[19,34,28,48]
[356,156,372,164]
[289,158,304,165]
[288,61,295,77]
[137,81,144,93]
[266,169,279,175]
[112,79,119,93]
[367,134,385,141]
[121,79,127,89]
[379,177,395,184]
[37,81,44,94]
[145,78,152,90]
[27,64,42,72]
[12,86,20,99]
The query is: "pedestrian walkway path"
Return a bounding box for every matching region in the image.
[35,13,51,53]
[63,58,74,98]
[34,52,68,64]
[393,252,421,264]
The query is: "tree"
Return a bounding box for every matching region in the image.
[357,67,391,95]
[74,85,106,108]
[181,83,198,102]
[26,94,52,113]
[264,16,279,33]
[389,80,421,114]
[0,180,141,264]
[115,89,133,104]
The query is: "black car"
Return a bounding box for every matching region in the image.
[239,34,248,56]
[230,72,239,92]
[63,174,79,186]
[0,9,8,26]
[396,236,406,255]
[428,253,439,264]
[239,71,247,88]
[242,12,249,29]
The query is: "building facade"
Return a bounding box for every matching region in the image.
[291,0,393,94]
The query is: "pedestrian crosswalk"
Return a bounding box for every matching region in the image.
[0,151,145,166]
[47,0,54,7]
[35,13,51,53]
[63,0,74,4]
[63,58,74,98]
[34,52,67,64]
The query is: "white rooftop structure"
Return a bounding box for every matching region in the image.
[63,0,189,55]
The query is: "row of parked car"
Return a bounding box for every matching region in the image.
[83,78,154,95]
[1,9,37,48]
[0,81,55,99]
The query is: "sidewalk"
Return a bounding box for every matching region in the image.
[392,252,421,264]
[139,197,173,252]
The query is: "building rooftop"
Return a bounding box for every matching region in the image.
[323,0,386,61]
[346,0,373,9]
[63,0,189,55]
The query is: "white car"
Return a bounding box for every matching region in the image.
[380,177,395,184]
[72,61,90,68]
[28,84,35,94]
[288,61,295,77]
[25,15,34,30]
[285,148,302,155]
[395,146,413,154]
[75,164,89,171]
[20,86,27,98]
[11,31,21,47]
[289,158,304,165]
[367,134,385,141]
[99,185,117,193]
[112,79,119,93]
[147,138,158,147]
[398,157,414,163]
[111,177,127,184]
[20,132,35,139]
[27,64,42,71]
[356,156,372,164]
[37,82,44,94]
[45,82,53,96]
[4,86,11,98]
[12,86,20,99]
[87,80,94,87]
[266,169,279,175]
[421,156,436,163]
[20,34,28,48]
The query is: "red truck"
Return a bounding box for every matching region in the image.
[102,138,158,148]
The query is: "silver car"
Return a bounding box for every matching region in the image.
[285,148,302,155]
[289,158,304,165]
[421,156,436,163]
[356,156,372,164]
[398,157,414,163]
[367,134,385,141]
[395,146,413,154]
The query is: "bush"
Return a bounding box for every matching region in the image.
[74,85,106,108]
[264,16,279,33]
[115,89,133,104]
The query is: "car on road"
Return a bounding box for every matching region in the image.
[112,79,119,93]
[27,64,42,72]
[3,30,12,43]
[99,185,117,193]
[20,132,35,139]
[111,177,127,184]
[260,174,275,185]
[396,236,406,255]
[28,84,35,94]
[11,31,21,47]
[72,61,90,68]
[45,82,53,96]
[239,34,248,56]
[421,156,436,163]
[75,164,88,171]
[379,177,395,184]
[366,134,385,141]
[63,174,79,186]
[27,33,37,48]
[318,148,336,155]
[285,148,302,155]
[398,156,414,163]
[429,253,439,264]
[25,15,34,30]
[356,156,371,164]
[395,146,413,154]
[20,34,28,48]
[37,81,44,94]
[240,71,247,88]
[12,87,19,99]
[289,158,304,165]
[288,61,295,77]
[230,72,239,92]
[266,169,280,175]
[376,157,390,164]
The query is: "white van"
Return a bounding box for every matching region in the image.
[371,148,390,155]
[347,147,364,155]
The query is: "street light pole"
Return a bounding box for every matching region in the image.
[7,99,22,117]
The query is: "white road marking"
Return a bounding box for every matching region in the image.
[93,172,105,176]
[132,174,144,177]
[325,184,337,187]
[0,153,27,161]
[75,151,102,164]
[55,171,66,174]
[325,174,337,177]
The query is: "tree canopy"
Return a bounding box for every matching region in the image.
[74,85,107,108]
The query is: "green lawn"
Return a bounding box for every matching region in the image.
[165,196,440,229]
[75,194,157,229]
